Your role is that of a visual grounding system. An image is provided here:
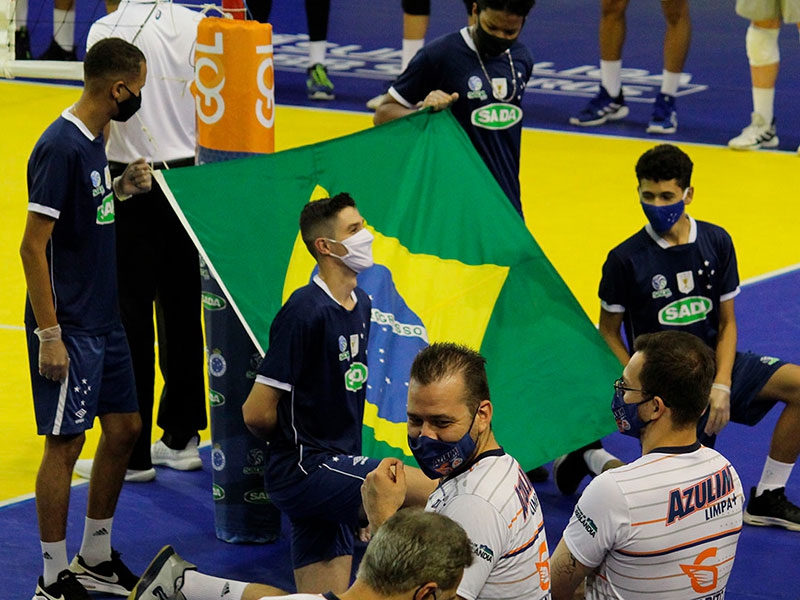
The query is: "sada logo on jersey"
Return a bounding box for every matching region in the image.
[471,103,522,130]
[658,296,712,326]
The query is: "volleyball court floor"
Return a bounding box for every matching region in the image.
[2,0,799,597]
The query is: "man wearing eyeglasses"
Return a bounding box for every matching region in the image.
[550,331,744,600]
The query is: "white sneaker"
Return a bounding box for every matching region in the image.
[366,93,386,110]
[728,112,779,150]
[151,436,202,471]
[129,545,196,600]
[73,458,156,483]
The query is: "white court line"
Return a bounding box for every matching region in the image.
[741,263,800,287]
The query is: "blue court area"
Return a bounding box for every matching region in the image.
[3,271,799,599]
[6,0,800,598]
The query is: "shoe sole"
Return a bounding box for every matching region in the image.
[73,573,131,597]
[728,139,780,150]
[152,457,202,471]
[569,105,629,127]
[743,511,800,531]
[308,92,335,100]
[129,546,176,600]
[646,124,677,134]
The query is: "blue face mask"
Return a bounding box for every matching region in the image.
[640,188,688,234]
[611,388,654,439]
[408,412,478,480]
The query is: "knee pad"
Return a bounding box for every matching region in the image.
[746,24,780,67]
[402,0,430,16]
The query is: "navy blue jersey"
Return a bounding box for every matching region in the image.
[389,28,533,215]
[257,277,371,461]
[599,218,740,351]
[25,111,120,335]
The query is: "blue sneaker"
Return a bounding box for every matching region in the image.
[647,93,678,134]
[306,63,335,100]
[569,86,629,126]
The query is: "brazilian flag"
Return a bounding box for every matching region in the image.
[157,109,619,469]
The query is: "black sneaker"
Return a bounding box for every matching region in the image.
[552,440,602,495]
[33,569,90,600]
[743,486,800,531]
[69,549,139,596]
[15,27,32,60]
[37,38,77,61]
[525,465,549,483]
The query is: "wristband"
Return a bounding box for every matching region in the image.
[34,324,62,342]
[113,176,132,201]
[711,383,731,394]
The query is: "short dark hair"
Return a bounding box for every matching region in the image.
[299,193,356,259]
[410,343,490,413]
[83,37,145,87]
[635,144,694,190]
[357,508,473,595]
[633,331,715,428]
[476,0,535,16]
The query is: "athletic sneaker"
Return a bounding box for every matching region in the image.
[15,27,32,60]
[73,458,156,482]
[569,86,629,127]
[33,569,90,600]
[728,112,779,150]
[743,486,800,531]
[646,93,678,134]
[552,440,602,495]
[366,93,386,110]
[151,436,202,471]
[306,63,335,100]
[129,545,197,600]
[70,550,139,596]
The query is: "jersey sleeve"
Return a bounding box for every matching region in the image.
[561,472,629,569]
[27,135,73,218]
[598,249,629,313]
[717,229,740,302]
[437,495,506,600]
[256,297,312,390]
[388,48,440,108]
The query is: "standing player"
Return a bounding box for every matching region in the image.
[241,193,436,594]
[20,37,152,600]
[362,343,552,600]
[550,331,744,599]
[374,0,536,218]
[555,143,800,532]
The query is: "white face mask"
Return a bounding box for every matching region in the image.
[328,227,375,273]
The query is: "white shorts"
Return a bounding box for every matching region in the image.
[736,0,800,23]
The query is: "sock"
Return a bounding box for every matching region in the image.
[182,570,248,600]
[584,448,619,476]
[756,456,794,496]
[53,7,75,51]
[79,517,113,566]
[600,59,622,98]
[752,87,775,124]
[308,40,326,67]
[16,0,28,27]
[41,540,69,587]
[401,38,425,71]
[660,70,681,97]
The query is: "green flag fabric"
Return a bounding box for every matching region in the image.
[158,109,620,469]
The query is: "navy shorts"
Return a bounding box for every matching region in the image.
[267,453,381,569]
[27,323,138,436]
[698,350,785,445]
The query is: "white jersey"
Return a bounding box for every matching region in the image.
[87,0,203,163]
[426,450,551,600]
[562,443,743,600]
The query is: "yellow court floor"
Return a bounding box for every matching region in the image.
[1,79,799,501]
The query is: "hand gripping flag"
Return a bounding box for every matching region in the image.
[156,109,620,469]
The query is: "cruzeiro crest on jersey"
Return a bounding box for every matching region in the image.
[471,103,522,130]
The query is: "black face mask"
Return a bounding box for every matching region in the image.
[112,84,142,122]
[474,18,516,57]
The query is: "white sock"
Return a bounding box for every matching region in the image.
[41,540,69,586]
[308,40,326,67]
[600,59,622,97]
[182,570,248,600]
[752,87,775,124]
[79,517,113,565]
[660,70,681,97]
[53,7,75,51]
[756,456,794,496]
[584,448,619,476]
[401,38,425,71]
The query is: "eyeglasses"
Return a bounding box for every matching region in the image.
[613,377,646,395]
